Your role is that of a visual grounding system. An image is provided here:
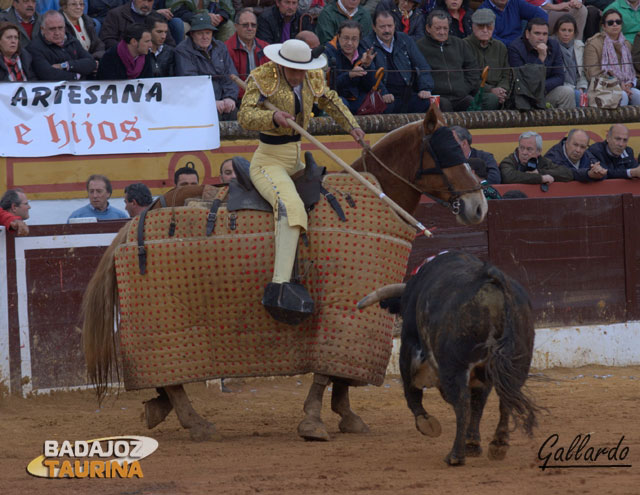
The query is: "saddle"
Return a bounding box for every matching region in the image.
[137,152,348,274]
[227,151,343,216]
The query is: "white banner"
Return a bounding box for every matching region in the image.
[0,76,219,157]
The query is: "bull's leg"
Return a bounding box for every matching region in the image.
[488,397,511,461]
[330,379,370,434]
[297,374,330,441]
[465,384,492,457]
[439,371,471,466]
[164,384,220,442]
[400,339,441,437]
[143,387,173,429]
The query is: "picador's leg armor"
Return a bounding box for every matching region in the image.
[262,210,314,325]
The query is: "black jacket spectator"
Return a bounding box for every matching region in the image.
[436,0,473,38]
[96,43,153,79]
[100,3,175,49]
[545,137,599,182]
[390,5,426,40]
[148,44,175,77]
[0,48,36,81]
[256,5,312,45]
[63,12,106,59]
[508,35,564,95]
[325,41,378,112]
[470,148,501,184]
[27,31,95,80]
[88,0,127,24]
[588,141,638,179]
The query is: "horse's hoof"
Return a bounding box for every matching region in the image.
[415,414,442,437]
[338,413,370,434]
[143,397,173,429]
[297,417,330,441]
[188,422,221,442]
[445,452,465,466]
[465,442,483,457]
[488,440,509,461]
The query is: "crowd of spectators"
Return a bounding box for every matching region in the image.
[2,0,640,113]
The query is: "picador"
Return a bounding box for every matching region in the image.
[238,38,366,324]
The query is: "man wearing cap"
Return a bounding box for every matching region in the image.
[464,8,510,110]
[175,12,239,120]
[238,39,365,323]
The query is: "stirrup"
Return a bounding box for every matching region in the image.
[263,282,314,325]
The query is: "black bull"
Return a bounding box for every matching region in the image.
[369,251,540,465]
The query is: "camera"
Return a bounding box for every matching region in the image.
[526,157,538,171]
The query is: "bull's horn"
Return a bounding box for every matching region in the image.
[357,283,406,310]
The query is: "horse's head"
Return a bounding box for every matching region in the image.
[416,106,487,225]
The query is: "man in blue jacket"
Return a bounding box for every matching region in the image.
[479,0,546,47]
[361,9,433,114]
[544,129,607,182]
[507,18,574,109]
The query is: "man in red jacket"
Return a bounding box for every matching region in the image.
[225,7,268,99]
[0,208,29,235]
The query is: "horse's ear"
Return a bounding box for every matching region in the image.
[423,105,442,135]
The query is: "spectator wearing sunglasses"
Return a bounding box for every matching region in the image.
[604,0,640,44]
[584,9,640,106]
[225,7,268,98]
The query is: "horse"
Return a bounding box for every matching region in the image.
[82,106,488,442]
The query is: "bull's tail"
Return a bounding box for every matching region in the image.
[81,223,130,404]
[484,265,540,436]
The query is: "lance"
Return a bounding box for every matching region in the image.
[230,74,432,237]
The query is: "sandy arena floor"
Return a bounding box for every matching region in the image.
[1,365,638,495]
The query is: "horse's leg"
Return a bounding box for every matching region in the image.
[297,374,330,441]
[330,379,370,434]
[164,384,220,442]
[143,387,173,429]
[488,397,511,460]
[465,383,492,457]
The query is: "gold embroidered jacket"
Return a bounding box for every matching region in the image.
[238,61,359,137]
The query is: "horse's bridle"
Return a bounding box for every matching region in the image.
[414,134,482,214]
[362,133,482,215]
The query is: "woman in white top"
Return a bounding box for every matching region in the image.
[60,0,105,60]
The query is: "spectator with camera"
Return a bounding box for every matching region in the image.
[500,131,574,184]
[325,20,379,113]
[544,129,608,182]
[417,9,479,112]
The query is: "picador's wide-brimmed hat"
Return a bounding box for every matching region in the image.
[264,39,327,70]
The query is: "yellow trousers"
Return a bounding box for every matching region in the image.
[249,141,307,230]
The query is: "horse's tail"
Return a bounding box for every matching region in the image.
[81,222,130,404]
[484,265,540,436]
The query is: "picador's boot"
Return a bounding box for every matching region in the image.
[263,213,314,325]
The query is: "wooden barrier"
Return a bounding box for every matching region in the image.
[2,181,640,394]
